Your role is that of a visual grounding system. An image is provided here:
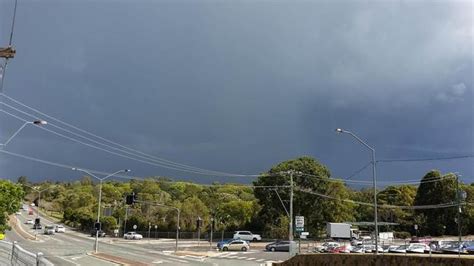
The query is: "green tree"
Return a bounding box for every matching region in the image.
[0,180,24,232]
[253,156,353,238]
[414,170,457,236]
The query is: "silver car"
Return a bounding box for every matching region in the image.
[44,225,55,235]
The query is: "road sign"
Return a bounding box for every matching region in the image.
[154,225,158,229]
[295,216,304,232]
[133,224,137,230]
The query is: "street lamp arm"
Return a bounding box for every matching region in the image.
[0,122,30,147]
[343,130,375,152]
[72,168,99,180]
[102,169,131,181]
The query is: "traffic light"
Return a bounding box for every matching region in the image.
[94,222,101,230]
[126,193,137,205]
[34,218,40,224]
[196,217,202,229]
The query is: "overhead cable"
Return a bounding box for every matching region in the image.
[0,101,247,177]
[0,93,258,177]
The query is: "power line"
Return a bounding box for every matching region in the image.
[9,0,18,46]
[0,106,260,177]
[295,187,462,210]
[377,155,474,163]
[1,93,261,177]
[0,101,247,177]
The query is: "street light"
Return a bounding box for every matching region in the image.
[335,128,379,254]
[0,120,47,147]
[72,168,130,253]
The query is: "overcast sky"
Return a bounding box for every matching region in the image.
[0,0,472,187]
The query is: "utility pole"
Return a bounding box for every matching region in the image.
[456,173,461,257]
[289,170,294,243]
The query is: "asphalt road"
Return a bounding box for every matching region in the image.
[5,208,288,265]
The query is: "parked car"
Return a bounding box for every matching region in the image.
[44,225,55,235]
[390,245,408,253]
[351,246,365,253]
[329,245,352,253]
[314,242,340,253]
[24,219,34,225]
[124,232,143,240]
[220,239,249,251]
[233,231,261,242]
[265,241,295,252]
[33,223,42,230]
[441,242,468,254]
[464,241,474,254]
[407,243,429,253]
[55,225,66,233]
[90,229,106,237]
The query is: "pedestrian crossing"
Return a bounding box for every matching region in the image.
[209,252,283,264]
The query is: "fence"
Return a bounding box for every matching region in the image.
[0,241,53,266]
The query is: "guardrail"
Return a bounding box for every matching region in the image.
[0,240,53,266]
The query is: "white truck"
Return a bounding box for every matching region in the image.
[327,223,358,240]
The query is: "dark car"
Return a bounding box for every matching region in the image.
[90,229,106,237]
[265,241,294,252]
[33,223,42,230]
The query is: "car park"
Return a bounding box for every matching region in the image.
[124,232,143,240]
[220,239,249,251]
[44,225,55,235]
[265,241,295,252]
[233,231,261,242]
[55,225,66,233]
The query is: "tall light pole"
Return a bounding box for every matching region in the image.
[0,120,47,147]
[335,128,379,254]
[72,168,130,253]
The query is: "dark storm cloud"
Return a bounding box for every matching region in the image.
[0,0,472,185]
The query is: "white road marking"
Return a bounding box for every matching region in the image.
[228,256,238,258]
[245,257,256,260]
[237,256,247,259]
[152,260,163,264]
[58,256,80,266]
[255,259,264,262]
[166,257,189,263]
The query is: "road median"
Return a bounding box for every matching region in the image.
[8,215,36,241]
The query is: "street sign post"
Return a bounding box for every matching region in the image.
[295,216,304,232]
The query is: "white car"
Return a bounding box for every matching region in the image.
[55,225,66,233]
[407,243,429,253]
[124,232,143,240]
[220,239,250,251]
[44,225,55,235]
[233,231,261,242]
[24,219,34,225]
